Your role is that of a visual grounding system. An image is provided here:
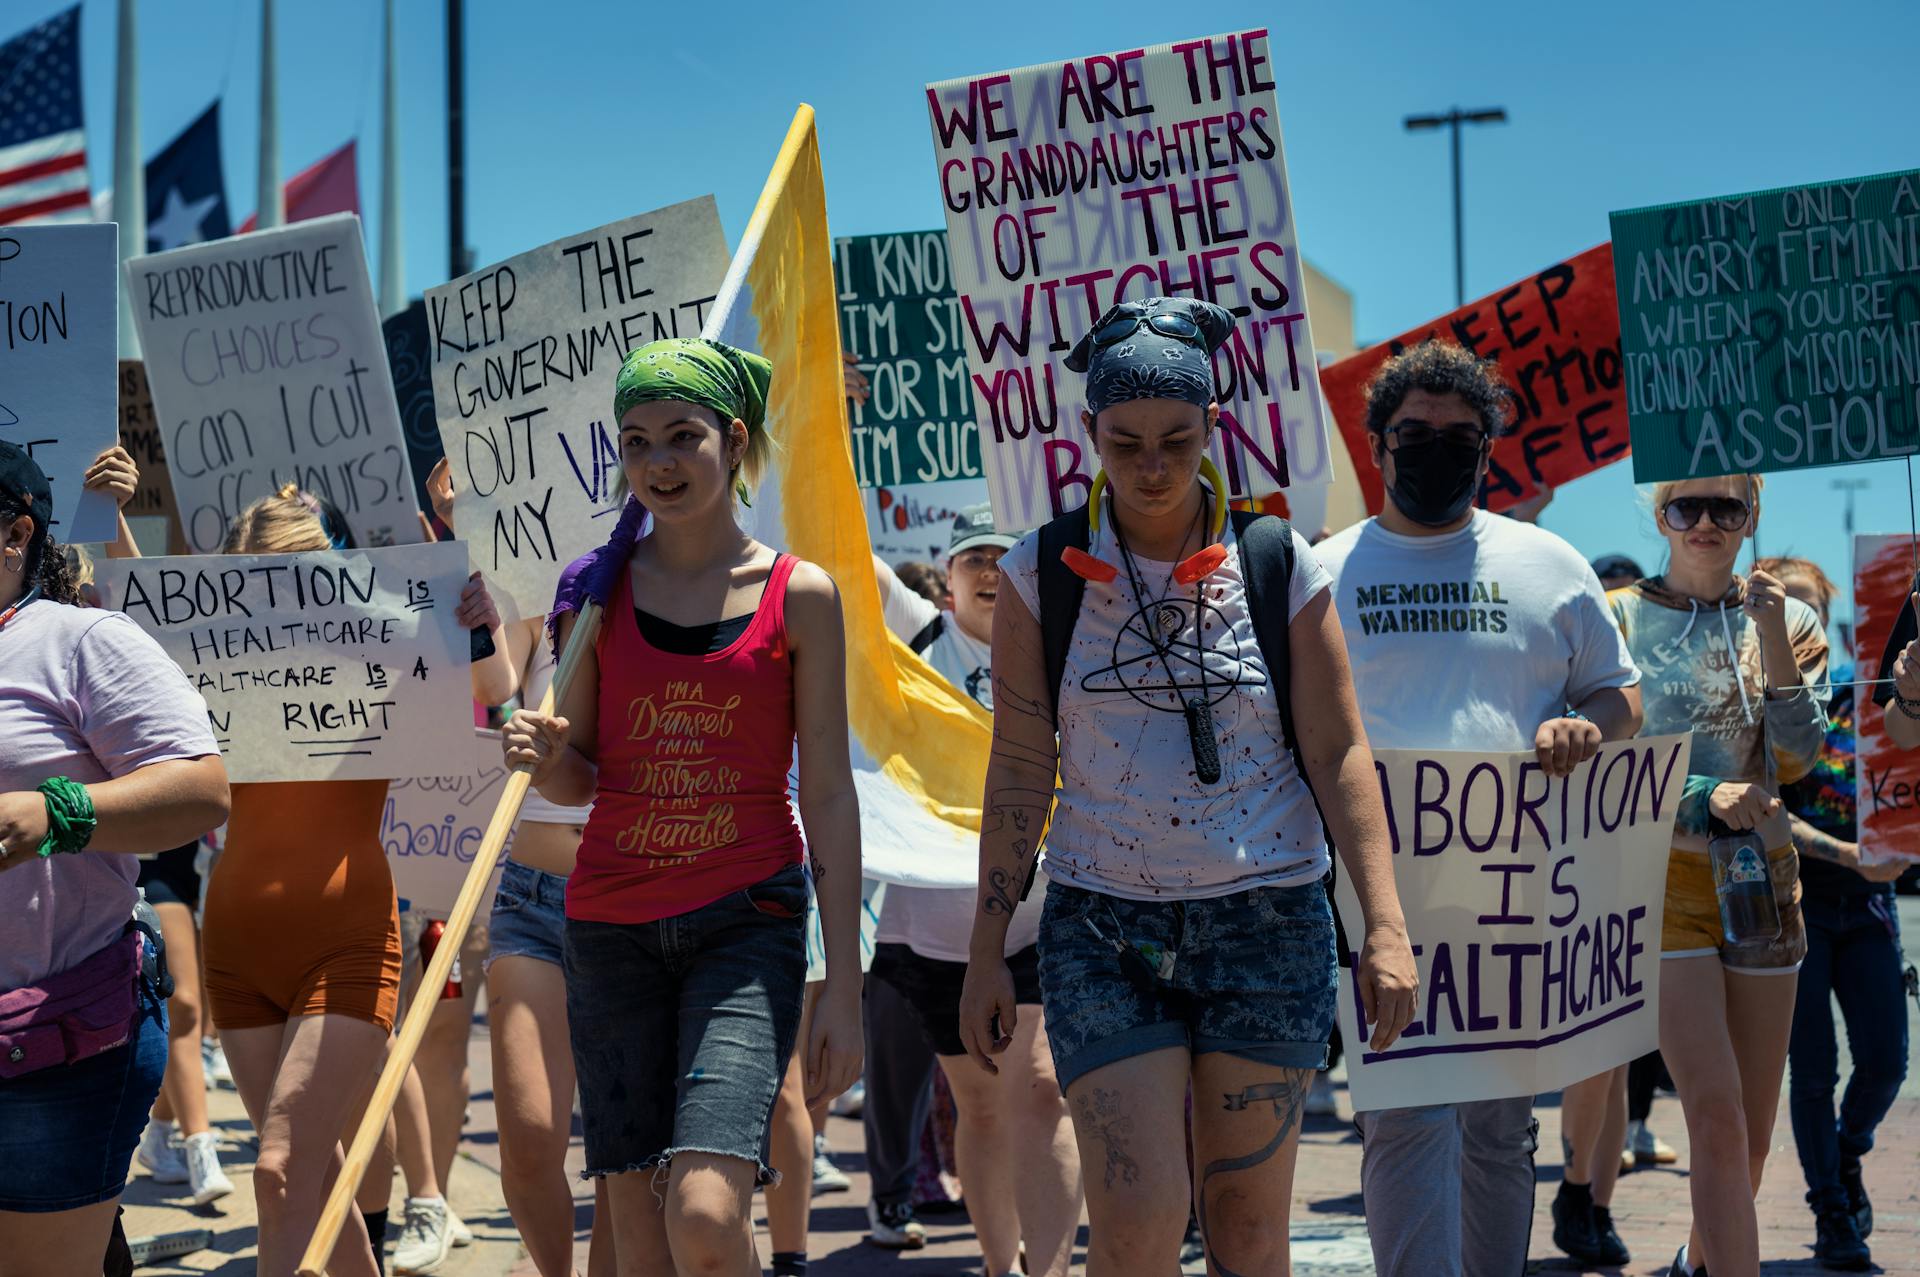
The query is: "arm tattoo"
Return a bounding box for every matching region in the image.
[1793,821,1855,865]
[982,866,1018,916]
[1073,1088,1141,1190]
[1200,1072,1311,1277]
[809,847,827,884]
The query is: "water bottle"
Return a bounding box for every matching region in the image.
[1708,818,1781,947]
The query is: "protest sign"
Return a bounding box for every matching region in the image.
[382,728,515,918]
[90,541,473,783]
[1854,533,1920,862]
[116,360,182,529]
[125,214,423,552]
[1612,170,1920,480]
[0,223,120,543]
[1333,735,1690,1111]
[383,299,444,519]
[1322,244,1628,515]
[925,29,1333,531]
[866,476,990,565]
[425,199,729,614]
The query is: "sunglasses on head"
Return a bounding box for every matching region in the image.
[1662,496,1751,532]
[1091,306,1204,350]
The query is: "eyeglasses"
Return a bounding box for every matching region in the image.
[1662,496,1751,532]
[1090,306,1204,350]
[1383,419,1491,450]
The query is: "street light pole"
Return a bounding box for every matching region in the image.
[1832,477,1871,539]
[1405,106,1507,306]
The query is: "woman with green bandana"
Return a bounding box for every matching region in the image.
[504,338,864,1277]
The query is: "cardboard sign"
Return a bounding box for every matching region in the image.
[1611,170,1920,480]
[1854,534,1920,862]
[1322,244,1628,515]
[383,299,444,519]
[425,199,729,615]
[0,223,120,543]
[382,728,515,918]
[125,214,424,552]
[90,541,473,782]
[1333,736,1690,1110]
[116,360,182,529]
[926,29,1332,531]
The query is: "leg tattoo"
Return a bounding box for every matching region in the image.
[1074,1088,1142,1191]
[1199,1072,1310,1277]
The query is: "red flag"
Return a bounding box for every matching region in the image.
[238,140,358,231]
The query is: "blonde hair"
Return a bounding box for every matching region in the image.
[64,542,95,587]
[222,483,331,554]
[1650,473,1764,531]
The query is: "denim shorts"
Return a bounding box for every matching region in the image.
[486,860,569,973]
[0,975,167,1211]
[1037,877,1337,1091]
[870,942,1043,1057]
[563,862,808,1182]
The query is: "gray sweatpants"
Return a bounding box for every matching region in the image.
[1356,1097,1538,1277]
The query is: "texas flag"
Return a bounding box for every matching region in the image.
[144,102,231,252]
[238,140,359,232]
[0,6,91,226]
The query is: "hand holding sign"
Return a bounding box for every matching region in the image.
[83,445,140,509]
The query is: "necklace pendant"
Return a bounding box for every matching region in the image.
[1184,697,1221,785]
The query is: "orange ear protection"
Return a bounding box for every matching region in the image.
[1062,457,1232,585]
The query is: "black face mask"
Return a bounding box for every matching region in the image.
[1386,437,1485,527]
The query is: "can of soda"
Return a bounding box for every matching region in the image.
[418,918,463,1000]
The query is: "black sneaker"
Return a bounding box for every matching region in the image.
[1590,1206,1631,1267]
[1552,1183,1600,1262]
[1838,1156,1873,1238]
[1813,1205,1872,1271]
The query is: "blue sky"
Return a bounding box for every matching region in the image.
[29,0,1918,632]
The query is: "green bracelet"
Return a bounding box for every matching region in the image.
[36,777,97,857]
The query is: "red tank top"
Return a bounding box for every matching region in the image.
[567,554,804,924]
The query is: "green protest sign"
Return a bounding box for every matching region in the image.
[833,231,982,489]
[1611,169,1920,481]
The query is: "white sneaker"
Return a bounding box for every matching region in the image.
[812,1133,851,1195]
[201,1038,233,1090]
[448,1206,473,1247]
[866,1199,927,1249]
[1304,1071,1339,1117]
[136,1119,188,1184]
[392,1196,452,1274]
[1629,1118,1679,1165]
[184,1131,233,1206]
[828,1079,865,1118]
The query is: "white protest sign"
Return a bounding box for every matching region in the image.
[125,215,423,553]
[925,29,1333,532]
[90,541,473,783]
[382,728,515,918]
[425,198,729,616]
[1334,735,1691,1111]
[0,223,120,543]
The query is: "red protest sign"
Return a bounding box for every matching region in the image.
[1855,534,1920,863]
[1321,243,1628,515]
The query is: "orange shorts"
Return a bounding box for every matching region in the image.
[1660,843,1806,972]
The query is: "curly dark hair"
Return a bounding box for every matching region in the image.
[1363,339,1513,437]
[0,490,83,606]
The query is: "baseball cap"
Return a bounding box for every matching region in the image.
[948,503,1016,557]
[1589,554,1644,583]
[0,440,53,570]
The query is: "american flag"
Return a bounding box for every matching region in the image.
[0,6,89,226]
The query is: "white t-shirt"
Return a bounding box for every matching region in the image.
[872,565,1040,960]
[1000,517,1333,901]
[1313,511,1640,751]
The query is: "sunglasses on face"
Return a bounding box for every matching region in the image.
[1662,496,1751,532]
[1383,419,1491,450]
[1091,307,1204,350]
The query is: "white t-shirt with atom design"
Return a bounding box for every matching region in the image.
[999,515,1333,901]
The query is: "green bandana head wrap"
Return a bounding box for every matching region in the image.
[614,338,773,438]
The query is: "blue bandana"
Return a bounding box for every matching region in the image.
[1064,297,1235,419]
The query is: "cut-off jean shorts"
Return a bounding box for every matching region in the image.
[1037,876,1338,1092]
[563,862,808,1183]
[485,859,569,973]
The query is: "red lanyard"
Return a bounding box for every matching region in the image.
[0,586,39,633]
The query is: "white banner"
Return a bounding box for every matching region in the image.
[1334,735,1690,1111]
[0,223,120,543]
[90,542,474,782]
[925,29,1332,532]
[426,199,729,616]
[125,215,423,553]
[383,728,515,918]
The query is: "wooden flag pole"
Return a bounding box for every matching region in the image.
[296,604,600,1276]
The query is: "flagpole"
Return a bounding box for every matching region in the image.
[294,104,817,1277]
[445,0,468,279]
[256,0,282,229]
[378,0,403,315]
[112,0,143,355]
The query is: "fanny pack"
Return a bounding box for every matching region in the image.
[0,926,151,1081]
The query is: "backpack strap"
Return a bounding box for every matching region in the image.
[907,613,946,656]
[1231,509,1354,965]
[1036,508,1091,718]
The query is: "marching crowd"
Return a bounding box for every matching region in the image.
[1,298,1916,1277]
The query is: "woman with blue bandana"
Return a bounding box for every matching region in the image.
[957,298,1418,1275]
